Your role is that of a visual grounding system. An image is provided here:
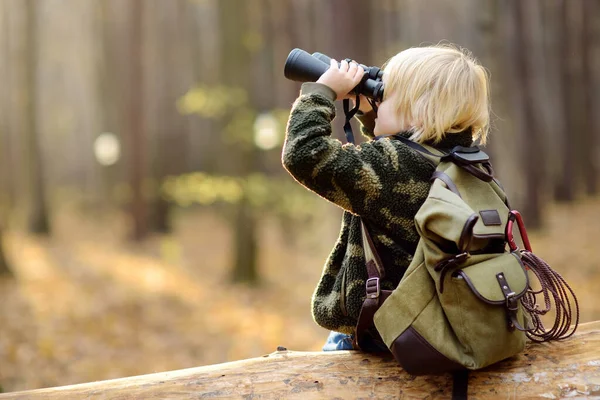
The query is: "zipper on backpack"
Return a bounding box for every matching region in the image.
[340,268,348,316]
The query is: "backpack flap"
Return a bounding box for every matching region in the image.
[456,252,528,306]
[440,162,510,244]
[415,179,475,268]
[416,167,511,274]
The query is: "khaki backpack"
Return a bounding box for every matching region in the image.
[355,137,579,378]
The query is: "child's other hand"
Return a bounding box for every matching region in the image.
[316,59,365,100]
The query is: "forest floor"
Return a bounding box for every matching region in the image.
[1,196,599,393]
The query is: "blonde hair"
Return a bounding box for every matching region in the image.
[382,44,490,145]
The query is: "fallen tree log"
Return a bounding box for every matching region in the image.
[1,321,599,399]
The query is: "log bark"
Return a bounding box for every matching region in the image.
[1,321,599,399]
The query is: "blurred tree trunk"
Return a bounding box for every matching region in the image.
[1,0,16,213]
[127,0,148,241]
[581,0,597,196]
[512,0,543,228]
[473,0,524,204]
[330,0,372,64]
[186,1,224,173]
[183,1,214,173]
[590,0,600,192]
[271,0,296,108]
[331,0,372,143]
[475,0,501,162]
[95,1,121,209]
[0,1,13,276]
[218,0,259,284]
[568,0,586,200]
[148,0,189,234]
[537,0,566,203]
[24,0,50,235]
[147,0,171,234]
[554,0,577,202]
[289,0,313,55]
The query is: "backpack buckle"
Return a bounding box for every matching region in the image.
[497,273,519,311]
[505,292,518,310]
[454,252,470,264]
[446,146,490,164]
[366,278,380,299]
[434,252,470,272]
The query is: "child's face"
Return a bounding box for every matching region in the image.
[373,92,404,136]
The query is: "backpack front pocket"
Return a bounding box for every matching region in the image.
[440,252,528,368]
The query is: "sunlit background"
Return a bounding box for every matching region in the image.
[0,0,599,393]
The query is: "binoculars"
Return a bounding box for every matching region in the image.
[284,48,384,102]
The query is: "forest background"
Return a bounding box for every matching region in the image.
[0,0,599,393]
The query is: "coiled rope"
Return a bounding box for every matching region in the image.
[519,250,580,342]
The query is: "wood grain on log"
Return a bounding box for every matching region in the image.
[1,321,599,399]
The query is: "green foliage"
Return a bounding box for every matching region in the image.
[162,172,243,207]
[177,83,291,151]
[174,83,298,216]
[243,30,263,53]
[223,107,257,149]
[162,172,320,220]
[177,84,248,119]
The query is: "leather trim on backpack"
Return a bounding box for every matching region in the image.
[458,214,479,252]
[479,210,502,226]
[431,171,462,198]
[391,327,464,375]
[473,233,507,240]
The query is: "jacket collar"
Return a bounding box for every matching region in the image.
[396,129,474,150]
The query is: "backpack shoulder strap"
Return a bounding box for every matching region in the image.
[394,135,496,183]
[354,220,393,351]
[392,135,446,167]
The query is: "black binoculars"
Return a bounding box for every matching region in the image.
[284,48,384,102]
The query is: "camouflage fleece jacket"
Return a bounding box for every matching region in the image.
[282,82,473,334]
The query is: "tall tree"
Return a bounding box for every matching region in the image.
[554,0,578,202]
[145,0,170,234]
[218,0,259,284]
[127,0,148,241]
[474,0,502,163]
[536,0,567,201]
[24,0,50,235]
[0,1,12,277]
[270,0,296,109]
[512,0,544,228]
[1,0,16,212]
[94,0,123,209]
[581,0,597,196]
[331,0,373,142]
[148,0,189,234]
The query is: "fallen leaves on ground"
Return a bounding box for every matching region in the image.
[0,197,599,393]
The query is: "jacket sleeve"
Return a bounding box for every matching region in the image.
[282,83,430,216]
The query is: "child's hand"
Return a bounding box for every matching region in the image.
[316,59,365,100]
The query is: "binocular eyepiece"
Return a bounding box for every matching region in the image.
[284,48,384,102]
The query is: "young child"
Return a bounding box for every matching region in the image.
[282,44,490,351]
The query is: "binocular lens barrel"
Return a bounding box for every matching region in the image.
[311,52,332,65]
[312,52,382,80]
[284,48,384,102]
[284,49,330,83]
